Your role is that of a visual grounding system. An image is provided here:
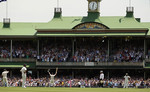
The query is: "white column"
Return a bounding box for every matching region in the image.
[72,71,74,79]
[108,39,109,62]
[144,71,146,80]
[144,39,147,58]
[10,40,12,61]
[107,71,109,79]
[37,40,40,56]
[37,70,39,78]
[10,70,12,77]
[72,38,75,57]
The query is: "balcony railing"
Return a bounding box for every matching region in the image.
[36,61,143,68]
[0,58,36,62]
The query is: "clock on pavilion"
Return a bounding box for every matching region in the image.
[88,0,101,13]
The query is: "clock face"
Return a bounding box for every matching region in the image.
[89,1,98,11]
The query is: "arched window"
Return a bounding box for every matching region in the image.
[72,22,109,29]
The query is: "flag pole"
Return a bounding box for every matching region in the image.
[6,0,8,18]
[149,0,150,8]
[129,0,131,7]
[57,0,59,7]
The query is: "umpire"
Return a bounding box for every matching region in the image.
[99,71,104,87]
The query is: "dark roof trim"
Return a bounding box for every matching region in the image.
[0,35,36,39]
[36,28,148,34]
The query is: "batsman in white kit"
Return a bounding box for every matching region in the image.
[20,64,27,88]
[2,69,9,87]
[124,73,130,88]
[48,68,58,87]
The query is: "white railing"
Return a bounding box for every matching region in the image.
[3,18,10,24]
[126,7,134,12]
[54,8,62,13]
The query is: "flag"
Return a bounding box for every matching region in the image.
[0,0,7,3]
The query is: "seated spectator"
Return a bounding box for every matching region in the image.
[112,44,144,62]
[73,46,108,62]
[38,45,71,62]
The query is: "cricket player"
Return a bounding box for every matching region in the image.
[20,64,27,88]
[2,69,9,87]
[48,68,58,87]
[124,73,130,88]
[99,70,104,87]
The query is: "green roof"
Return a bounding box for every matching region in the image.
[36,12,150,28]
[141,22,150,35]
[0,13,150,37]
[0,22,37,37]
[37,16,149,29]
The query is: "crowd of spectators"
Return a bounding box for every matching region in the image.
[0,44,10,58]
[37,45,71,62]
[0,41,146,63]
[0,76,150,88]
[112,45,144,62]
[72,46,108,62]
[12,43,37,59]
[0,41,37,59]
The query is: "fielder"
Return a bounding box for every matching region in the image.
[124,73,130,88]
[48,68,58,87]
[2,69,9,87]
[20,64,27,88]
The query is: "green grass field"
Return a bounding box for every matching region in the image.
[0,87,150,92]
